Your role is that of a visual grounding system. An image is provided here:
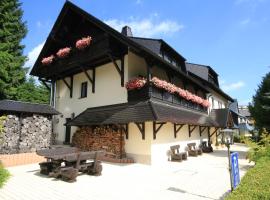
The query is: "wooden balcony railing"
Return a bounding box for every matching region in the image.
[128,84,208,113]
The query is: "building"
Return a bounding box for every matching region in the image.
[30,1,238,164]
[0,100,59,154]
[238,106,254,136]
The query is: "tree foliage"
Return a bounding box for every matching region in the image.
[0,0,27,99]
[0,0,50,104]
[249,72,270,133]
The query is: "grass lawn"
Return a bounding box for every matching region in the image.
[226,157,270,200]
[0,163,10,188]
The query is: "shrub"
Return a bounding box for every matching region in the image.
[226,128,270,199]
[0,162,10,188]
[226,157,270,200]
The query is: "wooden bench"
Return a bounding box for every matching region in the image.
[170,145,187,162]
[37,147,104,182]
[187,143,203,156]
[201,141,213,153]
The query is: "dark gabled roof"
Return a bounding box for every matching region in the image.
[210,108,238,128]
[66,99,217,127]
[239,108,251,117]
[186,63,209,81]
[30,1,207,93]
[129,37,162,56]
[0,100,60,115]
[210,109,230,128]
[130,37,186,61]
[186,70,234,101]
[228,100,239,115]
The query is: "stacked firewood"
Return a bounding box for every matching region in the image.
[72,126,125,158]
[0,114,51,154]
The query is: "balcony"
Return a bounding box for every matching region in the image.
[128,84,208,113]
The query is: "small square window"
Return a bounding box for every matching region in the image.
[81,82,87,98]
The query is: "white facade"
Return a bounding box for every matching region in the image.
[53,50,229,164]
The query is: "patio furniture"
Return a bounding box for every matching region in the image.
[170,145,188,162]
[187,143,203,156]
[201,141,213,153]
[37,147,104,182]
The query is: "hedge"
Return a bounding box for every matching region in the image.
[226,157,270,200]
[0,162,10,188]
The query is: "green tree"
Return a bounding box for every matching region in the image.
[249,72,270,133]
[16,76,50,104]
[0,0,27,100]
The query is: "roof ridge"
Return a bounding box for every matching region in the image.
[0,99,50,106]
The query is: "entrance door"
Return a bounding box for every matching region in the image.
[64,118,71,144]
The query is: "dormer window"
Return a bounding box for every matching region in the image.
[80,82,88,98]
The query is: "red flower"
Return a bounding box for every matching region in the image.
[125,77,147,90]
[41,55,54,65]
[76,36,92,50]
[56,47,71,58]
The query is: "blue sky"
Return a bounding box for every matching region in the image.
[21,0,270,105]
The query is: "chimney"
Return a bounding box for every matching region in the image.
[121,26,133,37]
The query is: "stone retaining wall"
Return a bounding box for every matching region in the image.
[0,114,52,154]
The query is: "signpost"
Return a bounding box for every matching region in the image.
[230,152,240,189]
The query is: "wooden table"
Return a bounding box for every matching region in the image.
[37,147,104,182]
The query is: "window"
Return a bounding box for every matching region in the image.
[80,82,87,98]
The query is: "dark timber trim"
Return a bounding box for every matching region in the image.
[81,67,96,93]
[107,53,124,87]
[153,122,166,139]
[188,125,197,137]
[145,58,154,83]
[40,79,51,91]
[135,122,145,140]
[209,127,219,138]
[174,123,185,138]
[120,124,129,139]
[199,126,207,137]
[62,76,73,98]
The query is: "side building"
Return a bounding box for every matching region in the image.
[30,1,238,164]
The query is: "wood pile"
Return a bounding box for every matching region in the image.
[0,114,52,154]
[72,126,125,158]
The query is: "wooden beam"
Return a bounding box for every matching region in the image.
[188,125,197,137]
[209,127,219,138]
[107,53,124,87]
[108,53,121,74]
[174,123,185,138]
[120,56,124,87]
[120,124,129,139]
[153,122,166,139]
[81,67,96,93]
[70,76,73,98]
[135,122,145,140]
[40,79,51,91]
[199,126,207,137]
[62,76,73,98]
[62,78,71,90]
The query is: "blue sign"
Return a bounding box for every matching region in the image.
[230,152,240,189]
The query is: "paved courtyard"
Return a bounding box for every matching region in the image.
[0,144,253,200]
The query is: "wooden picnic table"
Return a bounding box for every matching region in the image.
[36,147,104,182]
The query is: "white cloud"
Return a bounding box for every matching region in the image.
[240,18,251,25]
[104,17,183,37]
[135,0,142,4]
[24,42,45,70]
[221,81,245,92]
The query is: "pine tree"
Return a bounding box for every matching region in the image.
[0,0,27,100]
[249,72,270,133]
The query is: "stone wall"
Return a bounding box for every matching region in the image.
[0,114,52,154]
[72,126,125,158]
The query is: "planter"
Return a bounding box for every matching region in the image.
[173,94,182,105]
[151,86,163,100]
